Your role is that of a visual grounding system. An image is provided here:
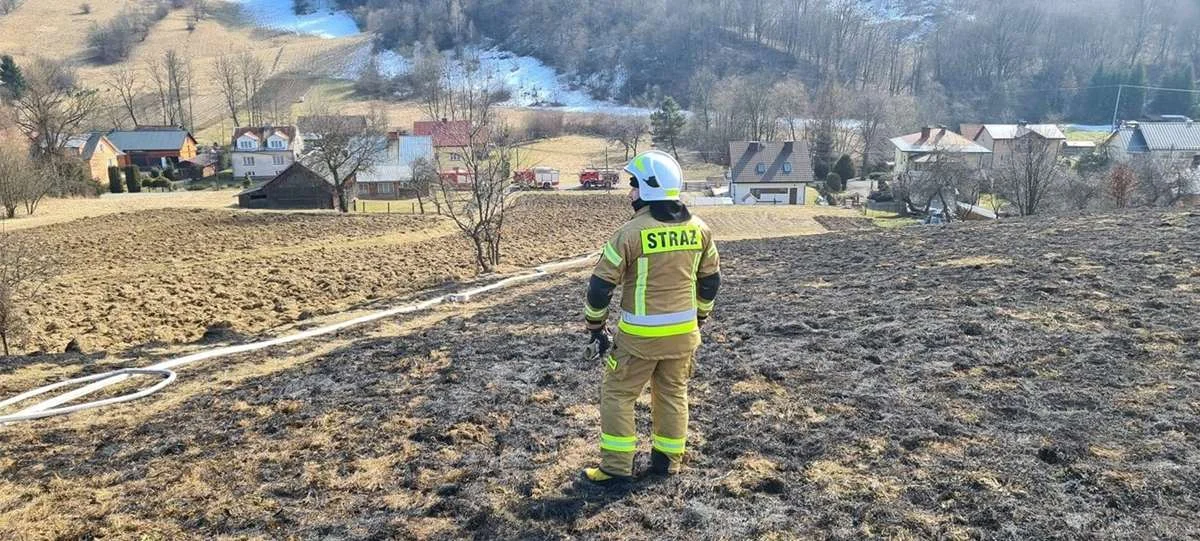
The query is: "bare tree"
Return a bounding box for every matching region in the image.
[437,122,520,272]
[600,115,647,161]
[0,145,28,218]
[994,135,1062,216]
[108,66,141,126]
[300,107,388,213]
[145,57,173,125]
[1107,163,1138,208]
[425,56,519,272]
[0,234,59,355]
[11,58,100,161]
[896,152,978,220]
[771,78,808,141]
[237,51,267,126]
[853,90,916,176]
[410,157,439,215]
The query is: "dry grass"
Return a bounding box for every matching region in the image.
[0,191,238,231]
[695,204,863,240]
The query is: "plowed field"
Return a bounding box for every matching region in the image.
[2,209,1198,539]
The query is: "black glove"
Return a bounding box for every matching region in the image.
[588,328,611,360]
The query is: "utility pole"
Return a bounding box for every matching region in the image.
[1111,84,1124,131]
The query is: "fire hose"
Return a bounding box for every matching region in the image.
[0,254,597,425]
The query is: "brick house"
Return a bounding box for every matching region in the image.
[64,132,127,181]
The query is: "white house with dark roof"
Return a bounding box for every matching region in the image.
[231,126,303,180]
[728,140,815,205]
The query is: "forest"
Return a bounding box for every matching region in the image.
[333,0,1200,125]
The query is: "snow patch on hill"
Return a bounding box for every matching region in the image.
[229,0,645,115]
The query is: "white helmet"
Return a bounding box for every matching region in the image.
[625,150,683,202]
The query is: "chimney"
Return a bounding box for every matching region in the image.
[440,118,448,124]
[1017,120,1028,128]
[920,126,931,140]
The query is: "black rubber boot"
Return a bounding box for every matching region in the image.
[648,449,676,476]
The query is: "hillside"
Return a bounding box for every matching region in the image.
[2,209,1197,538]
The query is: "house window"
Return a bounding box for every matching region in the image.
[378,183,395,194]
[782,162,792,174]
[238,140,256,150]
[358,184,370,195]
[755,163,766,174]
[1192,154,1200,168]
[268,139,285,149]
[273,155,285,165]
[243,156,255,166]
[246,171,255,177]
[449,153,463,161]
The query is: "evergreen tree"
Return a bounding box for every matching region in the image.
[811,127,834,179]
[1149,65,1195,115]
[1118,64,1147,121]
[0,55,26,100]
[649,96,686,160]
[107,166,124,193]
[833,154,856,182]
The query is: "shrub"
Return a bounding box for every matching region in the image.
[185,182,209,191]
[107,166,124,193]
[122,166,138,188]
[162,167,179,181]
[834,154,856,182]
[825,172,843,192]
[148,167,161,179]
[126,170,142,192]
[241,178,251,188]
[79,3,91,14]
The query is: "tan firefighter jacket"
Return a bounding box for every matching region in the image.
[585,206,720,360]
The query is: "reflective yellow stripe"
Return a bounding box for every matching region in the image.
[602,242,622,266]
[584,303,607,319]
[606,355,617,371]
[664,188,680,197]
[619,318,697,337]
[634,257,648,315]
[696,298,714,312]
[652,434,686,454]
[600,433,636,453]
[707,243,718,258]
[690,252,701,309]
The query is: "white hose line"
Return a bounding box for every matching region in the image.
[0,253,597,425]
[0,369,176,423]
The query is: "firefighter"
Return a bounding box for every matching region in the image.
[582,149,721,484]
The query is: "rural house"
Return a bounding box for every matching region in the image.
[238,162,352,210]
[728,141,815,205]
[298,115,367,143]
[1103,121,1200,169]
[413,119,471,169]
[106,126,198,170]
[64,132,127,182]
[357,133,434,199]
[890,126,991,174]
[231,126,303,180]
[973,123,1066,167]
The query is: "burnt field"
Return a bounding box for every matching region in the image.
[2,209,1199,539]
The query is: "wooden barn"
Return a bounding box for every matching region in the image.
[237,163,352,210]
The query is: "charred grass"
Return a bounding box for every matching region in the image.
[2,209,1199,539]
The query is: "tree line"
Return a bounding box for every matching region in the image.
[336,0,1200,125]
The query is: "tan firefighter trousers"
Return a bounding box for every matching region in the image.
[599,348,694,477]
